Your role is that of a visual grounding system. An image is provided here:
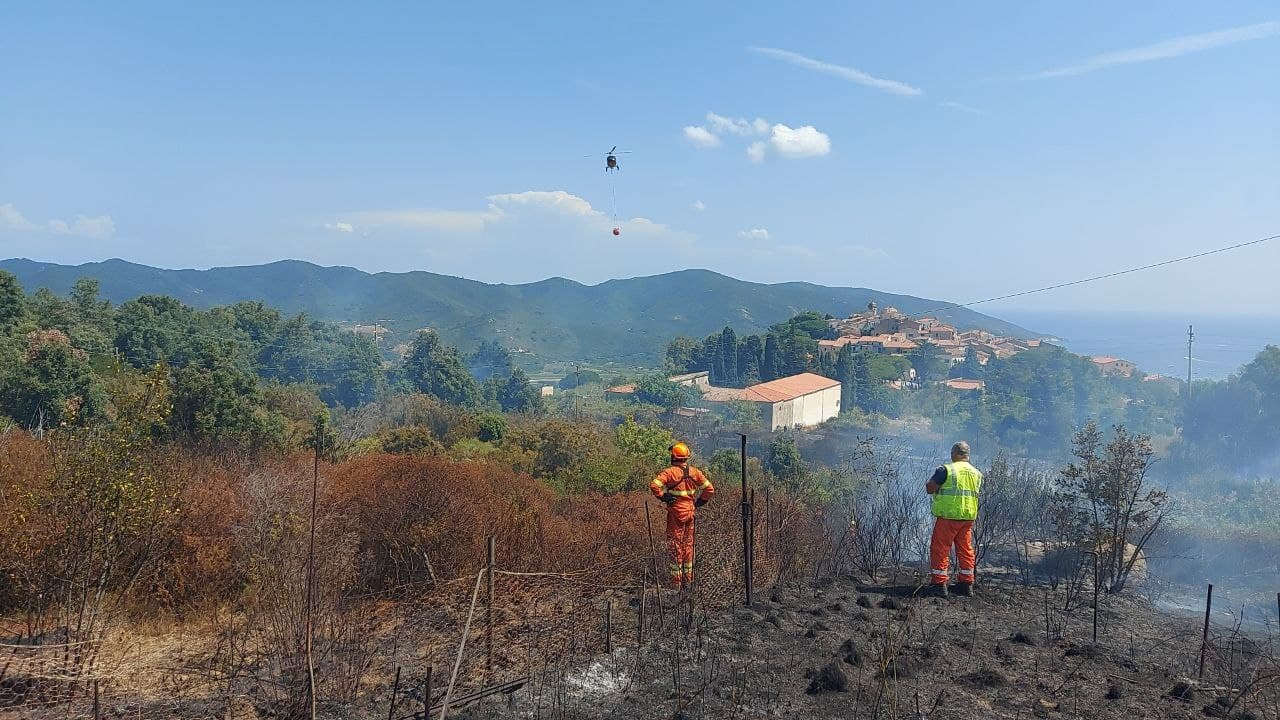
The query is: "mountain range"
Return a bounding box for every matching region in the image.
[1,258,1033,365]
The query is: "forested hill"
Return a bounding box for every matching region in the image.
[1,258,1033,363]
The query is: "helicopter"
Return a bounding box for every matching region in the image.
[593,146,631,172]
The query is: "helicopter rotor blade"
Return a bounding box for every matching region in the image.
[608,146,616,154]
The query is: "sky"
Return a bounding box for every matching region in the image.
[1,2,1278,315]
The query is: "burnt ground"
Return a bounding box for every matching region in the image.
[7,571,1277,719]
[450,571,1278,720]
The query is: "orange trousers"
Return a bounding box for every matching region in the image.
[929,518,975,586]
[666,518,695,588]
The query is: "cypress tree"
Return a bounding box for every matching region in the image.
[719,326,739,386]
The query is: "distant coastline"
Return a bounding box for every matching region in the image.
[992,309,1280,380]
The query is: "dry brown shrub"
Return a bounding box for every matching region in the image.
[0,429,54,612]
[329,453,652,589]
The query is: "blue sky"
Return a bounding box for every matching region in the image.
[1,2,1277,314]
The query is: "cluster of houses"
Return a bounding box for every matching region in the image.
[819,303,1042,367]
[600,303,1145,433]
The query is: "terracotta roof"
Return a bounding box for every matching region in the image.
[1091,356,1119,365]
[853,334,917,349]
[818,337,857,348]
[605,384,637,394]
[880,337,919,351]
[701,386,748,402]
[943,378,985,391]
[741,373,840,403]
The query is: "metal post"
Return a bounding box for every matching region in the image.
[740,433,752,607]
[486,536,496,677]
[92,679,100,720]
[388,666,401,720]
[748,488,756,592]
[1198,584,1213,679]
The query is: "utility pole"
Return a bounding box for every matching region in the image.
[1187,325,1194,399]
[372,319,390,345]
[572,362,581,416]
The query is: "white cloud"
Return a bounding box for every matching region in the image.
[319,190,697,284]
[750,46,923,96]
[346,208,502,233]
[0,204,38,231]
[706,112,770,137]
[63,215,115,238]
[682,125,721,148]
[737,227,770,241]
[0,203,114,238]
[768,124,831,158]
[339,191,602,235]
[489,190,597,216]
[1028,20,1280,79]
[692,200,706,212]
[689,114,832,163]
[941,100,982,114]
[332,190,670,237]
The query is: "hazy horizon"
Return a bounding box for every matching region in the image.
[9,255,1280,327]
[3,4,1277,315]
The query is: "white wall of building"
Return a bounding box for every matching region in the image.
[767,385,841,431]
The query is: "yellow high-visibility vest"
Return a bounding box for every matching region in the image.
[931,461,982,520]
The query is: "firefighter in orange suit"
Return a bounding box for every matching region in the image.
[650,442,715,589]
[925,441,983,598]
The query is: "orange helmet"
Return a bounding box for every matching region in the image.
[669,442,691,461]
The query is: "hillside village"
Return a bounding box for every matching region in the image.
[606,303,1155,433]
[819,301,1042,366]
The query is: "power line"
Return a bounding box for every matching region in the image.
[957,233,1280,308]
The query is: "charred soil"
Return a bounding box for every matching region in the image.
[466,573,1277,720]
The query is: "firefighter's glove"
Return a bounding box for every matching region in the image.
[694,498,707,508]
[661,492,677,505]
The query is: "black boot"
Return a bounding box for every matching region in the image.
[953,583,974,597]
[925,583,949,599]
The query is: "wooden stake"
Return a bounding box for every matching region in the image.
[1092,551,1100,644]
[764,487,771,563]
[423,665,433,720]
[637,565,647,644]
[387,666,401,720]
[487,536,495,677]
[645,504,664,631]
[605,600,612,654]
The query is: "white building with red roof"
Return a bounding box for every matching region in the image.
[701,372,841,431]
